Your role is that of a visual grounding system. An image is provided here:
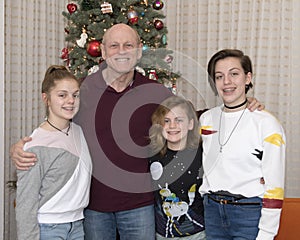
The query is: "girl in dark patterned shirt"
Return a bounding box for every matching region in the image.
[149,96,206,240]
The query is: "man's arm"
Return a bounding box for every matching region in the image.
[10,137,37,170]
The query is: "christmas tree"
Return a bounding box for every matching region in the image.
[61,0,179,91]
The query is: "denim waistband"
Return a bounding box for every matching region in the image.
[206,193,261,205]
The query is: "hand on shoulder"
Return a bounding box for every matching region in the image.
[10,137,37,170]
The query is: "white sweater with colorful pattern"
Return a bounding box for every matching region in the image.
[199,106,285,240]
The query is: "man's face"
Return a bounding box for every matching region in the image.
[101,25,142,75]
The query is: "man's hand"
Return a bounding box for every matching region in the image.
[10,137,36,170]
[247,97,265,112]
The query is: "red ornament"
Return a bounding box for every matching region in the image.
[153,0,164,10]
[60,48,70,65]
[148,69,158,81]
[154,19,164,30]
[67,3,77,14]
[127,9,139,24]
[60,48,69,60]
[86,40,101,57]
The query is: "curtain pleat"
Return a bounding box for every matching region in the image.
[4,1,68,239]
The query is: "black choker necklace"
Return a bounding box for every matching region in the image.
[224,99,248,110]
[46,119,70,136]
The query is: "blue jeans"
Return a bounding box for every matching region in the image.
[203,194,262,240]
[84,205,155,240]
[40,219,84,240]
[156,231,206,240]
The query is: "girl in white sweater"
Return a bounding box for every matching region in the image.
[200,49,285,240]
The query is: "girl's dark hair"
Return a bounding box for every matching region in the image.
[149,96,200,156]
[207,49,253,95]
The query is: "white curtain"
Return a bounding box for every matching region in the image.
[165,0,300,198]
[4,1,68,239]
[3,0,300,238]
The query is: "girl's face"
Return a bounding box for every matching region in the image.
[43,78,80,125]
[162,105,194,151]
[214,57,252,107]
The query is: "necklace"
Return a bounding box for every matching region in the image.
[46,119,71,136]
[224,99,247,110]
[218,106,247,153]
